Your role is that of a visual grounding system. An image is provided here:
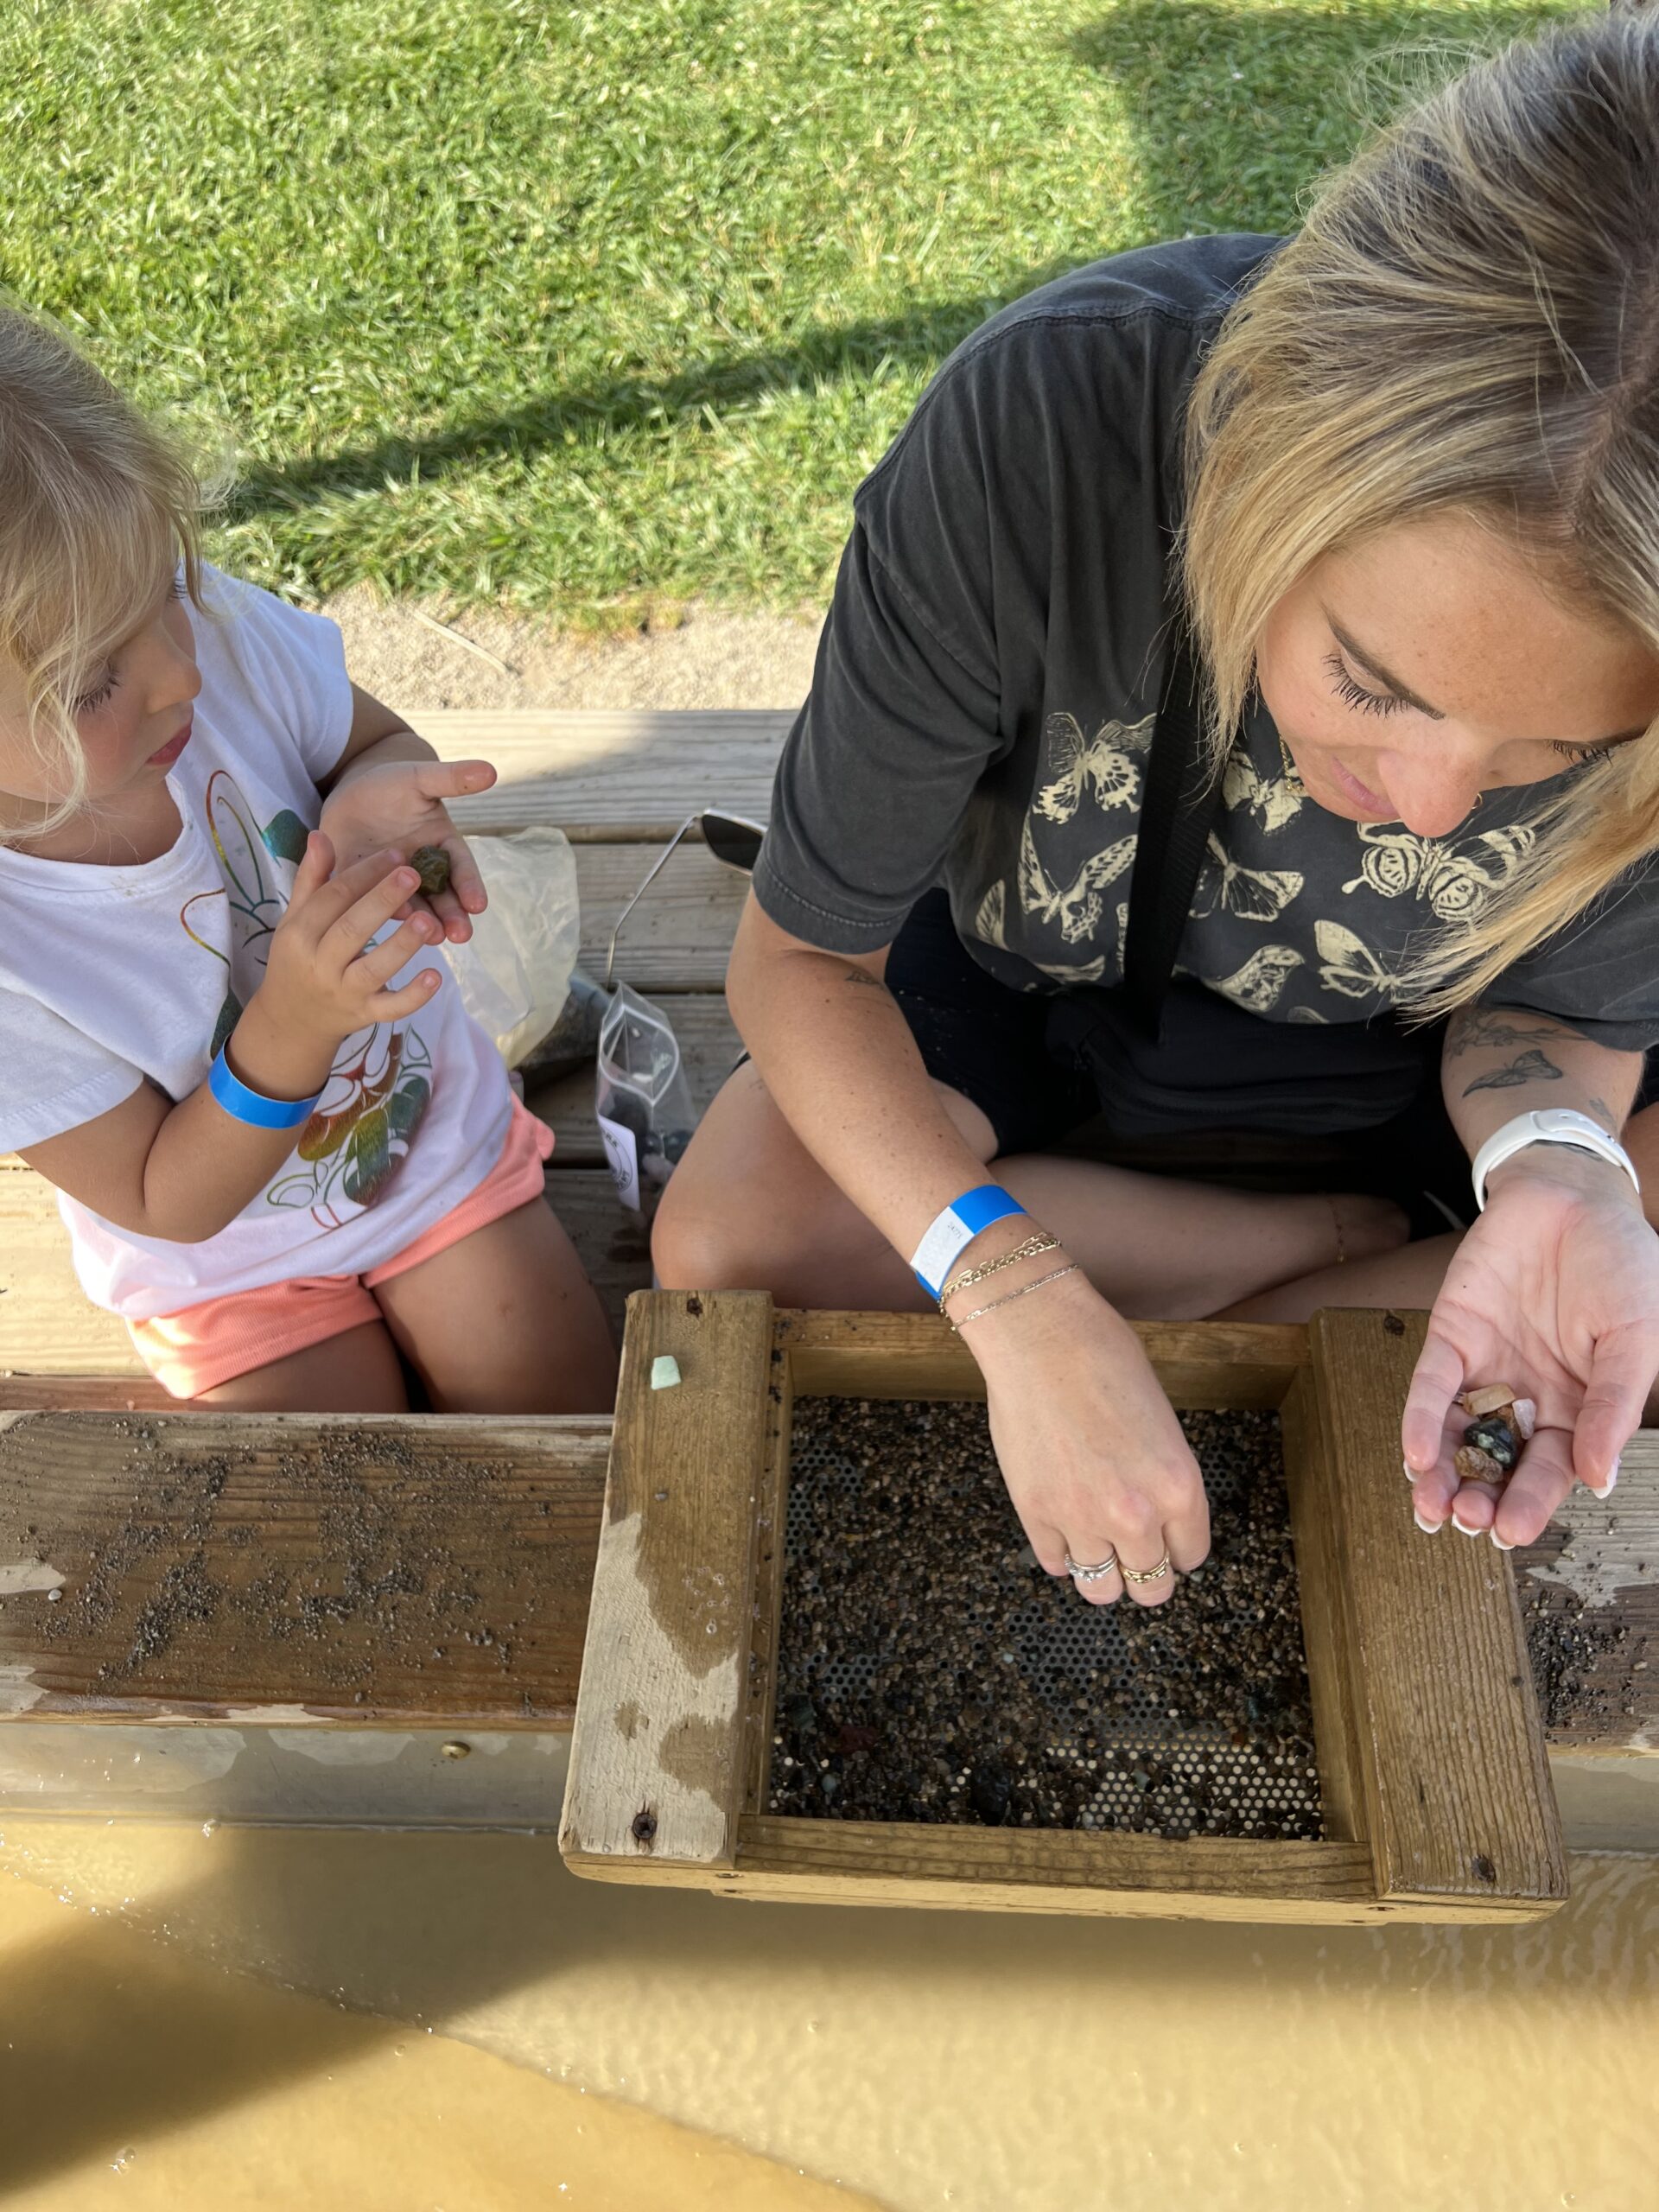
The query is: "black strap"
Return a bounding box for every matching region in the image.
[1119,618,1227,1043]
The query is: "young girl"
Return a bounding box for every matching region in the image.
[0,307,616,1414]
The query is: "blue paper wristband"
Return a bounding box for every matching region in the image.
[207,1046,321,1132]
[910,1185,1027,1300]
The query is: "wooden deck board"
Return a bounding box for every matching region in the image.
[429,709,790,842]
[0,1412,607,1726]
[570,840,749,991]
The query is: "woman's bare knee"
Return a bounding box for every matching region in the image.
[653,1065,988,1306]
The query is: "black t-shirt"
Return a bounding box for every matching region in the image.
[753,235,1659,1049]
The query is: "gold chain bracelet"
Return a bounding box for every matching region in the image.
[937,1230,1059,1312]
[951,1262,1079,1331]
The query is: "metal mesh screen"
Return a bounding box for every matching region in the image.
[768,1400,1324,1840]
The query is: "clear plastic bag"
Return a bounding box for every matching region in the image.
[594,982,696,1214]
[516,965,610,1084]
[443,828,581,1067]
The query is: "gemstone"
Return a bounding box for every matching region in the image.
[1463,1416,1518,1471]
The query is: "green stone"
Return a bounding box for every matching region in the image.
[410,844,451,898]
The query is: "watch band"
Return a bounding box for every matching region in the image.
[1471,1107,1640,1211]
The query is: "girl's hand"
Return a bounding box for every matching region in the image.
[251,836,446,1059]
[1403,1149,1659,1545]
[967,1266,1212,1606]
[318,757,496,944]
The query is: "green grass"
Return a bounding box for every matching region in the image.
[0,0,1586,624]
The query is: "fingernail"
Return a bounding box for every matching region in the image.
[1402,1458,1418,1485]
[1451,1515,1482,1536]
[1590,1459,1621,1501]
[1413,1510,1441,1535]
[1490,1531,1516,1551]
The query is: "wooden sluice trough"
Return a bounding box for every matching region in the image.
[1,1299,1654,1903]
[559,1298,1566,1925]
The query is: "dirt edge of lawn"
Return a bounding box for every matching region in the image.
[326,586,824,715]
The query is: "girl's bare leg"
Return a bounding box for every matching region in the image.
[653,1064,1408,1316]
[372,1196,617,1414]
[193,1319,410,1411]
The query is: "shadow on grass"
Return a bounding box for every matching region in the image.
[221,1,1572,534]
[222,277,1074,523]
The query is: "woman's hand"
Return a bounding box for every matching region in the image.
[318,757,496,944]
[964,1263,1212,1605]
[1403,1148,1659,1545]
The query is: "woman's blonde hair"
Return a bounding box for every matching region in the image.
[1182,9,1659,1014]
[0,305,208,837]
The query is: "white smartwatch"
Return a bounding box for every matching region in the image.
[1471,1107,1641,1211]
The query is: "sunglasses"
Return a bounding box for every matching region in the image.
[603,810,766,990]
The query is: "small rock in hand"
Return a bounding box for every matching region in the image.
[411,844,451,899]
[1454,1442,1505,1484]
[1452,1382,1534,1488]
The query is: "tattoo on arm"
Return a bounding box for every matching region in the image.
[1446,1007,1587,1059]
[1461,1048,1565,1096]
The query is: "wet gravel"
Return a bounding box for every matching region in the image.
[1523,1581,1647,1738]
[0,1420,556,1712]
[770,1398,1324,1839]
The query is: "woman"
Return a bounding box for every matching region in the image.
[654,14,1659,1603]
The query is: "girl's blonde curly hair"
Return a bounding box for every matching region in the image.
[0,305,208,837]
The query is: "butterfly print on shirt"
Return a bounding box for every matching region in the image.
[1033,711,1155,825]
[1016,819,1138,945]
[1223,748,1304,835]
[1190,832,1304,924]
[1341,823,1535,922]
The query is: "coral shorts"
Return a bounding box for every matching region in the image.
[128,1098,555,1399]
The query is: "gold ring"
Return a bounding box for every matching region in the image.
[1121,1554,1173,1586]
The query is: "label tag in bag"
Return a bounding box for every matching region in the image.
[597,1112,642,1211]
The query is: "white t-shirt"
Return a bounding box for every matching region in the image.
[0,568,512,1320]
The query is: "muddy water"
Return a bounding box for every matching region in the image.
[2,1821,1656,2210]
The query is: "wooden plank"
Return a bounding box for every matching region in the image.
[561,1289,775,1873]
[723,1817,1537,1924]
[741,1316,796,1817]
[0,1412,608,1725]
[1279,1365,1365,1843]
[570,1819,1537,1923]
[779,1309,1306,1409]
[429,709,788,842]
[549,1170,653,1341]
[0,1168,142,1376]
[527,995,741,1167]
[1306,1307,1567,1912]
[572,841,748,992]
[0,1376,171,1413]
